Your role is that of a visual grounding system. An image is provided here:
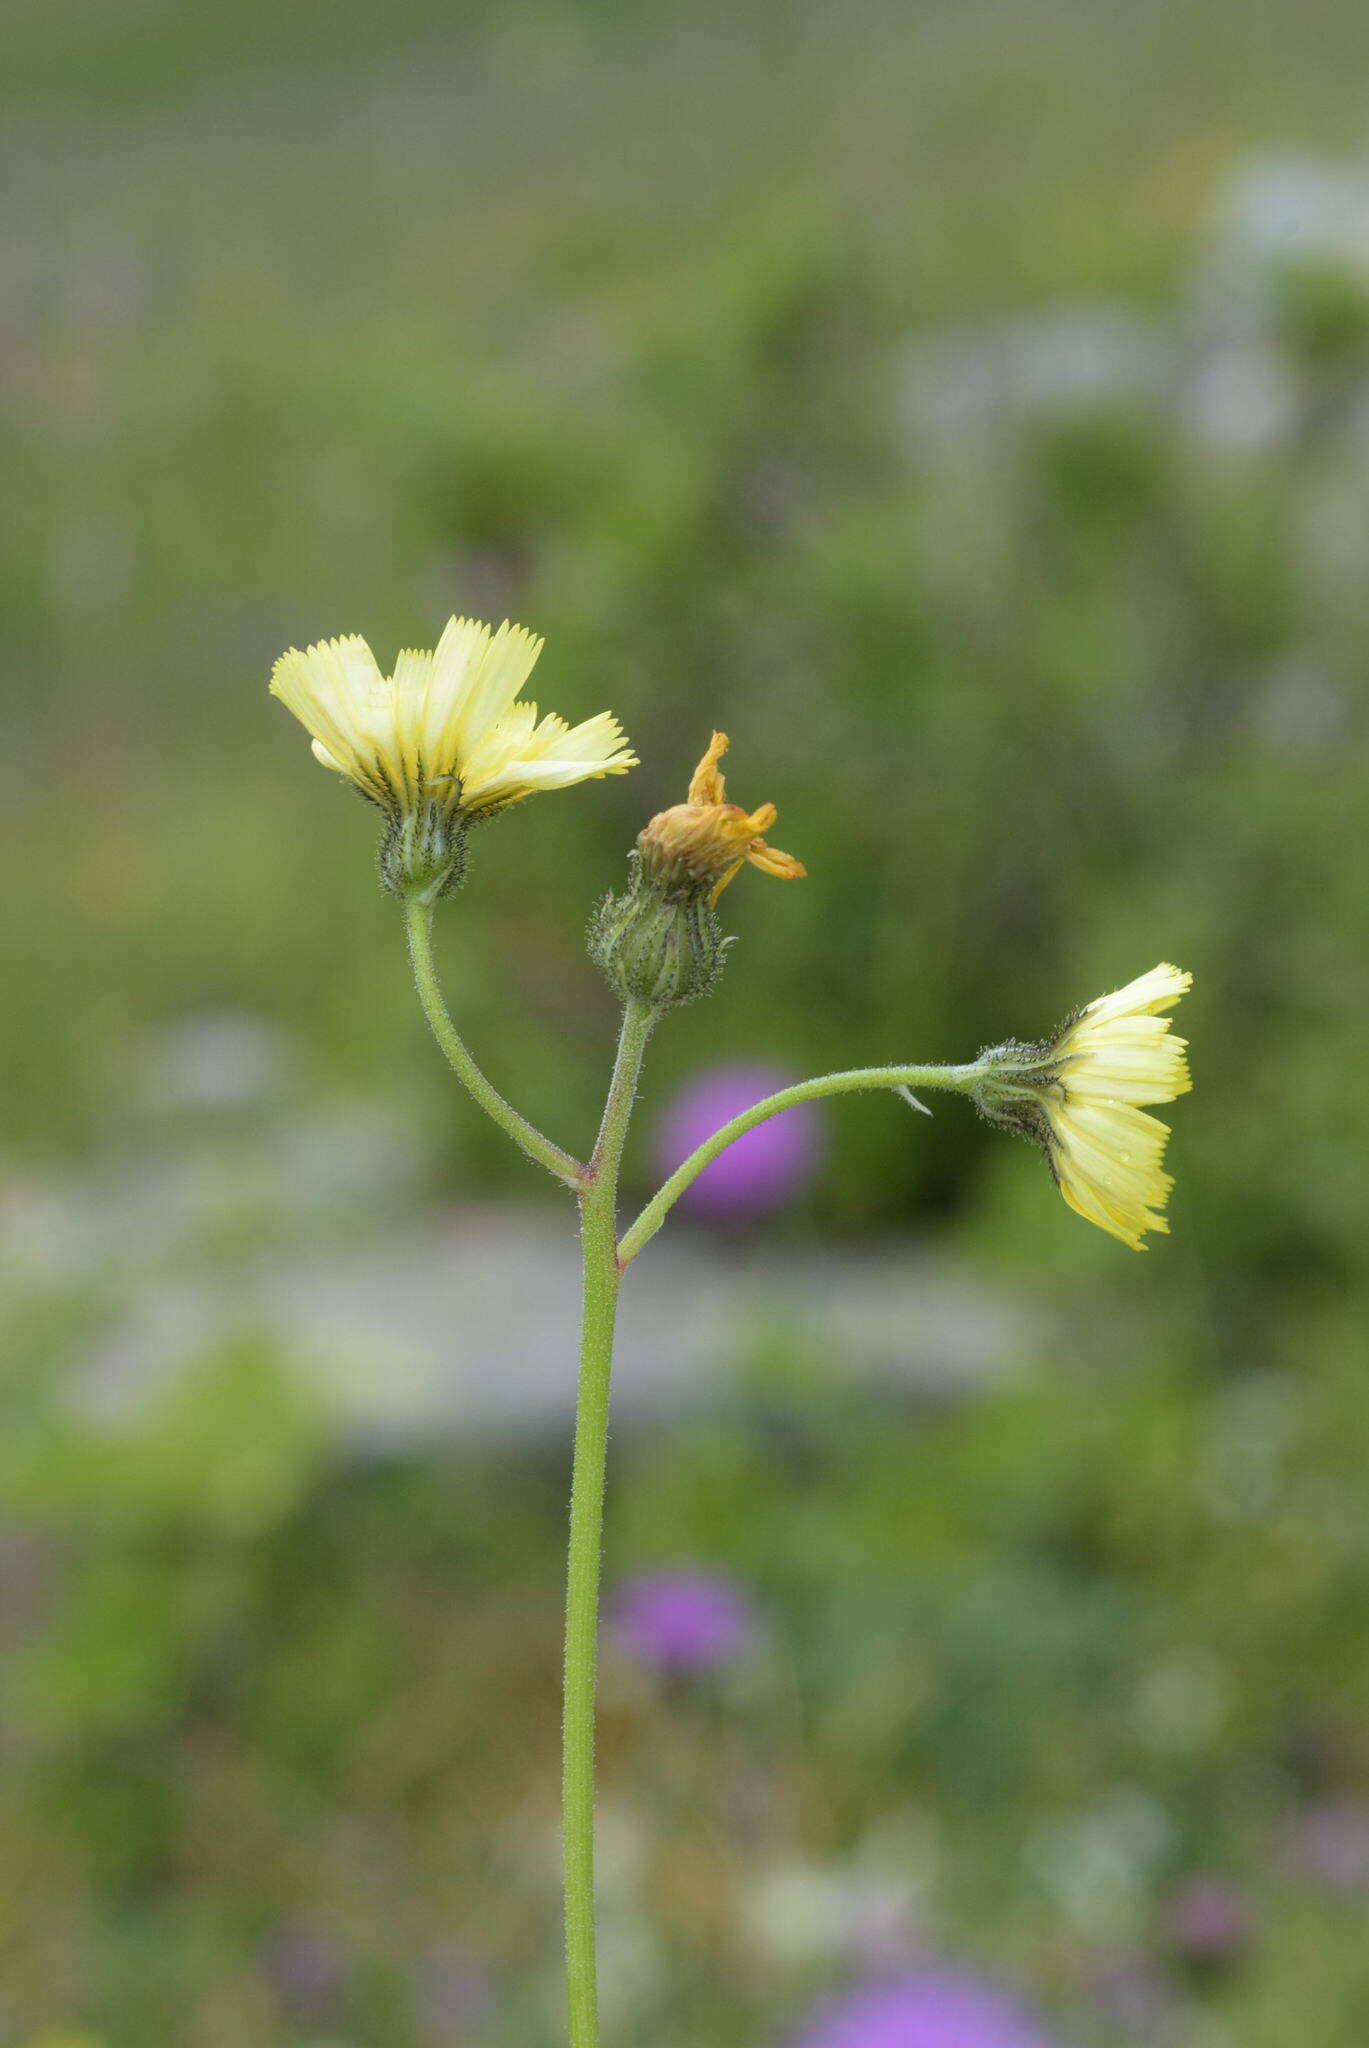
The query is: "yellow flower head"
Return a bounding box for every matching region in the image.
[637,731,806,905]
[270,616,635,897]
[271,617,635,817]
[975,963,1192,1250]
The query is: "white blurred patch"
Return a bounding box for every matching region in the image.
[1026,1788,1175,1941]
[134,1010,292,1115]
[1181,336,1299,453]
[1203,153,1369,283]
[740,1824,933,1968]
[898,301,1173,456]
[1182,153,1369,451]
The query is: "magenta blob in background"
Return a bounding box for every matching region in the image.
[782,1969,1067,2048]
[653,1062,824,1219]
[1166,1876,1252,1958]
[1289,1797,1369,1892]
[607,1569,760,1674]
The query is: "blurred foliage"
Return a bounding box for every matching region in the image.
[3,0,1369,2042]
[4,1335,1369,2043]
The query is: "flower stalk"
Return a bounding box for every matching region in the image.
[618,1061,979,1265]
[270,623,1193,2048]
[563,998,656,2048]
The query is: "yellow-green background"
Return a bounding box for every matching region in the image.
[3,2,1368,2043]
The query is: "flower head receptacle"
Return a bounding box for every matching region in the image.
[973,962,1192,1249]
[590,731,805,1010]
[270,617,636,900]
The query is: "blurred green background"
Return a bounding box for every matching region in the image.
[4,2,1369,2043]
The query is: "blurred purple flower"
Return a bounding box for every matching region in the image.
[653,1062,823,1218]
[1289,1796,1369,1892]
[264,1920,347,2018]
[783,1969,1066,2048]
[1166,1876,1252,1958]
[415,1942,497,2040]
[608,1569,760,1674]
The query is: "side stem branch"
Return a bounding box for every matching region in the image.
[404,893,585,1188]
[618,1060,979,1266]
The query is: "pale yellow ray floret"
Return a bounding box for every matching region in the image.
[270,615,636,818]
[1045,964,1192,1250]
[973,963,1192,1251]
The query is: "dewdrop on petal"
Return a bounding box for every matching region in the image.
[270,616,635,900]
[590,731,804,1008]
[972,963,1192,1249]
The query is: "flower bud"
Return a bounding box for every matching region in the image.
[589,731,804,1011]
[589,858,731,1008]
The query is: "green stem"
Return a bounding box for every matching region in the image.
[404,892,585,1189]
[618,1060,980,1266]
[563,998,656,2048]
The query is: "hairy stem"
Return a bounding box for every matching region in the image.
[563,998,656,2048]
[618,1060,979,1266]
[404,892,585,1188]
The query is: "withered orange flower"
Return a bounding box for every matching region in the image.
[637,731,806,903]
